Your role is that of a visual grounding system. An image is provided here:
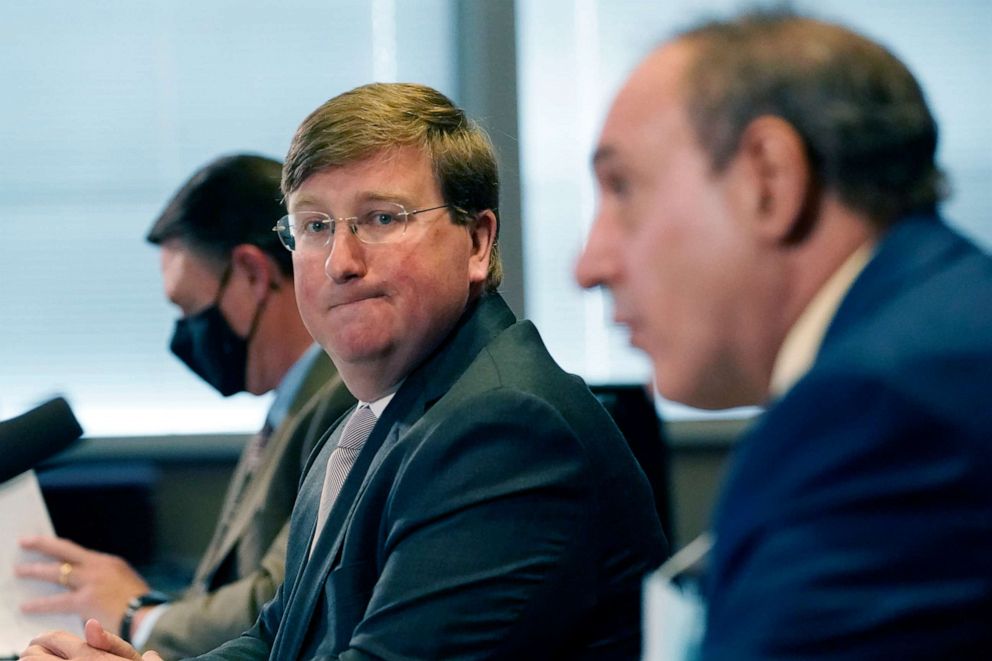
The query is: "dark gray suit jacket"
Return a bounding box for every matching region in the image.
[196,294,667,660]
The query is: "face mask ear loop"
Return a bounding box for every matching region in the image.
[213,261,235,306]
[245,284,270,345]
[233,254,279,370]
[235,272,271,392]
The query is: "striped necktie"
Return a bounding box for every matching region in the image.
[310,404,377,552]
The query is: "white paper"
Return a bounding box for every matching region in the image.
[642,533,711,661]
[642,570,705,660]
[0,470,83,656]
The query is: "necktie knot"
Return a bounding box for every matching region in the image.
[338,404,376,450]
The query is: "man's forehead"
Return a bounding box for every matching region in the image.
[159,237,192,268]
[620,43,690,114]
[595,42,694,159]
[161,239,219,276]
[289,146,436,206]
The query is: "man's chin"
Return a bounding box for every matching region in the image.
[328,342,392,366]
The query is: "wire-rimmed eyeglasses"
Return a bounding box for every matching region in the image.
[272,202,456,252]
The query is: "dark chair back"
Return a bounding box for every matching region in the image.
[591,384,674,548]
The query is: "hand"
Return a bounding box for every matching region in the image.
[21,619,162,660]
[17,536,151,634]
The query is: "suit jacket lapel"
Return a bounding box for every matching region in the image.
[192,351,337,591]
[189,430,264,590]
[195,422,289,588]
[269,417,346,660]
[275,393,413,657]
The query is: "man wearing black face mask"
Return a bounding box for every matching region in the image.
[169,262,268,397]
[16,154,355,659]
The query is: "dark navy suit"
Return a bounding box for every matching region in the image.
[196,294,667,660]
[703,214,992,659]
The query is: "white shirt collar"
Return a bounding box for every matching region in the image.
[769,242,876,398]
[359,383,402,419]
[266,343,324,428]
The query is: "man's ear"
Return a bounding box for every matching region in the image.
[467,210,497,285]
[230,244,279,300]
[731,116,813,244]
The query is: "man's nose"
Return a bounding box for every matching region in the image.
[574,214,620,290]
[324,227,367,283]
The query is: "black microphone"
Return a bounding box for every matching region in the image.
[0,397,84,484]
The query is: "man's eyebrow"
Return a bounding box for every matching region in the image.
[359,190,413,206]
[287,193,319,211]
[288,190,416,213]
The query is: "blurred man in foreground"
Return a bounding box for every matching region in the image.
[18,154,354,659]
[24,83,666,660]
[576,9,992,659]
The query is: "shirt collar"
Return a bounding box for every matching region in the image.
[266,343,324,428]
[359,382,403,419]
[769,242,876,398]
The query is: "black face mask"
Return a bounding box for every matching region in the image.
[170,303,249,397]
[169,265,268,397]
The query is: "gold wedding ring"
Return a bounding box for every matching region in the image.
[58,561,74,588]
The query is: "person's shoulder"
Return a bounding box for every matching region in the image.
[469,318,588,392]
[814,303,992,435]
[444,319,616,431]
[851,216,992,339]
[809,218,992,425]
[427,321,636,465]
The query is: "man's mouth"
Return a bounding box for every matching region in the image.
[329,293,382,311]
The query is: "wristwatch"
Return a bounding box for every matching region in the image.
[120,590,169,643]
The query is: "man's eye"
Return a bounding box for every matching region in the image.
[602,174,628,196]
[303,219,330,234]
[367,210,398,226]
[594,162,631,197]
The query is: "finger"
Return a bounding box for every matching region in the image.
[15,561,70,586]
[85,618,143,660]
[20,535,88,562]
[23,629,85,658]
[143,653,165,661]
[19,643,65,659]
[21,591,77,614]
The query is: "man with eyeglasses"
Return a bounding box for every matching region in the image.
[24,83,667,660]
[17,154,355,659]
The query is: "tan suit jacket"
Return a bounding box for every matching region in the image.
[142,350,354,659]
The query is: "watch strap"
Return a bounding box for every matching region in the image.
[120,590,169,643]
